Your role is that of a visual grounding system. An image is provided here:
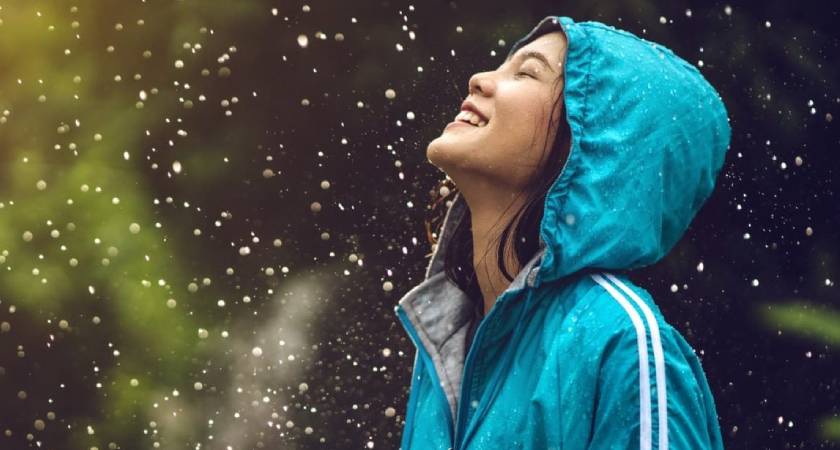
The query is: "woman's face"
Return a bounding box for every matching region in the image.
[427,31,567,193]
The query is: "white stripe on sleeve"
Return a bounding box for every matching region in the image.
[591,273,652,450]
[606,273,669,450]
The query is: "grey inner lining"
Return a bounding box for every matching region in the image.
[399,190,547,421]
[398,246,545,421]
[399,271,476,420]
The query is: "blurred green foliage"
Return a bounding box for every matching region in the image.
[757,301,840,441]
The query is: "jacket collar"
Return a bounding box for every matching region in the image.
[395,192,545,420]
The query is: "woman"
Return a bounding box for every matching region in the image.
[394,15,731,450]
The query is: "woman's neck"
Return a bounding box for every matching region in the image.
[466,193,527,316]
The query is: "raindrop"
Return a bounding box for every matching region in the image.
[252,346,263,357]
[385,89,396,99]
[297,34,309,48]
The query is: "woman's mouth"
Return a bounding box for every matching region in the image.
[445,110,489,131]
[444,120,477,130]
[453,110,489,127]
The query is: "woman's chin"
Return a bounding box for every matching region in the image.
[426,139,475,172]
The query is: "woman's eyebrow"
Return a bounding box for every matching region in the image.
[506,50,555,73]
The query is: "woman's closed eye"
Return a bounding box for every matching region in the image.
[515,71,536,79]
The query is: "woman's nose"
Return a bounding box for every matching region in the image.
[468,71,495,96]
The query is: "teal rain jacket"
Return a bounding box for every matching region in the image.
[394,16,732,450]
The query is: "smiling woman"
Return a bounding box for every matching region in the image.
[395,15,731,450]
[427,30,571,317]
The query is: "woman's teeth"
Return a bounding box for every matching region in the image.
[455,110,488,127]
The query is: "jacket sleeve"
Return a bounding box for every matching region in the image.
[585,323,725,450]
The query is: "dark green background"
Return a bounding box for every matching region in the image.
[0,0,837,448]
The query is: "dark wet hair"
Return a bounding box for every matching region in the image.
[425,62,572,312]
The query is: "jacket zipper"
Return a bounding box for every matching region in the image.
[454,287,527,449]
[452,307,496,449]
[397,286,530,449]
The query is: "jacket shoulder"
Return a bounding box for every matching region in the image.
[554,271,725,449]
[559,271,667,339]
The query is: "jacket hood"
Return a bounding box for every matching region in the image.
[426,16,731,286]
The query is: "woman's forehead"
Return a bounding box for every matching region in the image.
[505,32,566,64]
